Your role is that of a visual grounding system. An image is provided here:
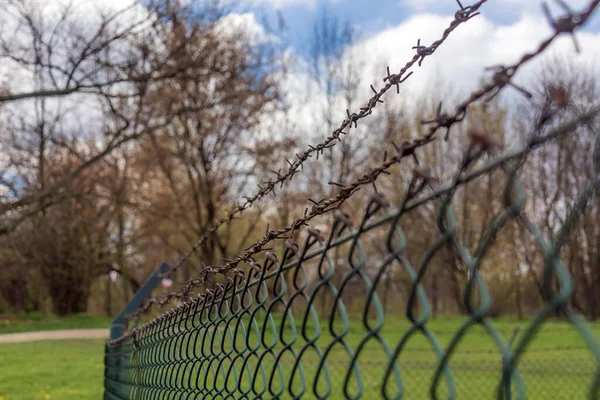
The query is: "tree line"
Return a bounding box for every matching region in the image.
[0,0,599,320]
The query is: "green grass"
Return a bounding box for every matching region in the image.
[0,314,111,335]
[106,315,599,399]
[0,339,105,400]
[2,317,599,399]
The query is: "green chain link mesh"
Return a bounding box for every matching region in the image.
[104,107,600,399]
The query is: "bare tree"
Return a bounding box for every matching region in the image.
[514,56,600,319]
[0,0,286,313]
[0,0,232,235]
[114,10,287,287]
[306,10,367,195]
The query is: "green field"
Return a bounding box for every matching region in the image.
[106,316,600,399]
[0,340,105,400]
[2,317,599,399]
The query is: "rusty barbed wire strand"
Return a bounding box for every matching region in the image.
[109,104,600,345]
[153,0,489,282]
[126,0,600,321]
[127,102,600,321]
[129,137,436,318]
[421,0,600,140]
[406,106,600,213]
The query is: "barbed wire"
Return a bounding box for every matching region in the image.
[127,0,487,320]
[153,0,489,282]
[129,137,436,317]
[422,0,600,140]
[106,103,600,348]
[125,0,599,322]
[125,102,600,325]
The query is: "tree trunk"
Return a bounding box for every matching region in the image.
[12,280,26,314]
[383,273,391,314]
[105,274,112,317]
[515,275,523,320]
[586,286,597,321]
[431,272,439,318]
[450,271,466,314]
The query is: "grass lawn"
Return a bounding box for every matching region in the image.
[0,339,105,400]
[0,314,111,335]
[1,317,599,399]
[105,316,600,399]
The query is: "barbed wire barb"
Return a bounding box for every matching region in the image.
[148,0,490,287]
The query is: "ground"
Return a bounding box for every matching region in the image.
[0,315,108,400]
[0,340,104,400]
[0,316,598,399]
[0,329,107,343]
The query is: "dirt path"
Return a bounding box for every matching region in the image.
[0,329,108,343]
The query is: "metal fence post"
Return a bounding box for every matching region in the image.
[109,262,171,340]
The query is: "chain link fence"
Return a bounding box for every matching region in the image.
[104,119,600,397]
[103,0,600,398]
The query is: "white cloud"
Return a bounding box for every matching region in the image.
[241,0,339,9]
[327,11,599,102]
[273,9,600,148]
[402,0,593,10]
[214,12,274,43]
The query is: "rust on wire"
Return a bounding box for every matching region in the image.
[422,0,600,140]
[150,0,489,284]
[110,103,600,346]
[127,0,599,321]
[130,137,434,318]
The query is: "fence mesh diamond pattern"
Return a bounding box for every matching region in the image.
[104,107,600,398]
[103,0,600,397]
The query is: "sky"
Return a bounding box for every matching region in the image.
[237,0,600,128]
[3,0,599,100]
[251,0,600,52]
[225,1,597,133]
[2,0,600,141]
